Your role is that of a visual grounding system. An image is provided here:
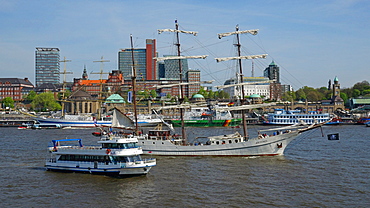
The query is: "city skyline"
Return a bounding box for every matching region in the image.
[0,0,369,90]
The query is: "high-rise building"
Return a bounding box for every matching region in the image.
[163,55,189,80]
[118,39,157,81]
[264,61,281,100]
[35,48,60,87]
[145,39,157,80]
[263,61,280,83]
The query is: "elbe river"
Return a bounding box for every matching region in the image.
[0,125,369,207]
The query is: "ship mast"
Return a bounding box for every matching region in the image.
[92,56,110,119]
[157,20,208,143]
[216,25,267,140]
[59,57,72,117]
[130,34,139,134]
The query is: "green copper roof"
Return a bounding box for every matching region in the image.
[269,60,276,66]
[250,94,261,98]
[334,76,339,82]
[105,94,125,103]
[192,94,204,99]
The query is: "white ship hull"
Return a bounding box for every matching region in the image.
[139,131,300,156]
[45,160,154,176]
[36,117,111,128]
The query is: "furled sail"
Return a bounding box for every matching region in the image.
[158,29,198,36]
[154,55,208,62]
[215,54,268,63]
[217,29,259,39]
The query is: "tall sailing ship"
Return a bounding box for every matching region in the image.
[106,22,328,156]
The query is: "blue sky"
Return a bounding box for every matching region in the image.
[0,0,369,90]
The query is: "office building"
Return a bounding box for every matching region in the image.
[264,61,280,83]
[118,39,157,81]
[35,47,60,87]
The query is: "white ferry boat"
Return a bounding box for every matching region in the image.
[264,109,331,125]
[45,136,156,177]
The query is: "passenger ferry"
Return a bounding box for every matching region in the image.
[264,109,331,125]
[45,135,156,177]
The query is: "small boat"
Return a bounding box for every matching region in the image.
[357,117,370,125]
[18,123,62,129]
[264,109,331,125]
[365,121,370,127]
[45,137,156,177]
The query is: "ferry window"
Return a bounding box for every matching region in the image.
[229,140,232,144]
[216,141,219,145]
[153,142,155,144]
[235,140,238,143]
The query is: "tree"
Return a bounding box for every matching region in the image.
[150,90,157,98]
[31,92,61,111]
[352,89,361,98]
[295,88,307,100]
[217,90,230,99]
[25,91,37,102]
[282,91,296,101]
[340,92,348,102]
[1,97,14,108]
[362,89,370,97]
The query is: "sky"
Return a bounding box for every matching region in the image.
[0,0,369,90]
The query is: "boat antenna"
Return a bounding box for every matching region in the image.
[130,34,139,134]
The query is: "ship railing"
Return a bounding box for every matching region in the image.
[143,158,156,164]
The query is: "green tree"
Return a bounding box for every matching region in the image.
[58,90,71,100]
[295,88,307,100]
[1,97,14,108]
[150,90,157,98]
[352,89,361,98]
[282,91,296,101]
[31,92,61,111]
[25,91,37,102]
[217,90,230,99]
[340,92,348,102]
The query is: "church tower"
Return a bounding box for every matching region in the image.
[332,76,340,97]
[82,65,88,80]
[331,76,343,106]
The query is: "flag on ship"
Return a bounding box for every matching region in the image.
[327,133,339,140]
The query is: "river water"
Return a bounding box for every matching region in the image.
[0,125,369,207]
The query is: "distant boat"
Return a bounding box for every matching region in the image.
[357,117,370,125]
[35,115,111,128]
[264,109,331,125]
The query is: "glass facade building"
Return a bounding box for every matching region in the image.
[35,48,60,87]
[118,39,157,81]
[119,49,147,81]
[163,55,189,80]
